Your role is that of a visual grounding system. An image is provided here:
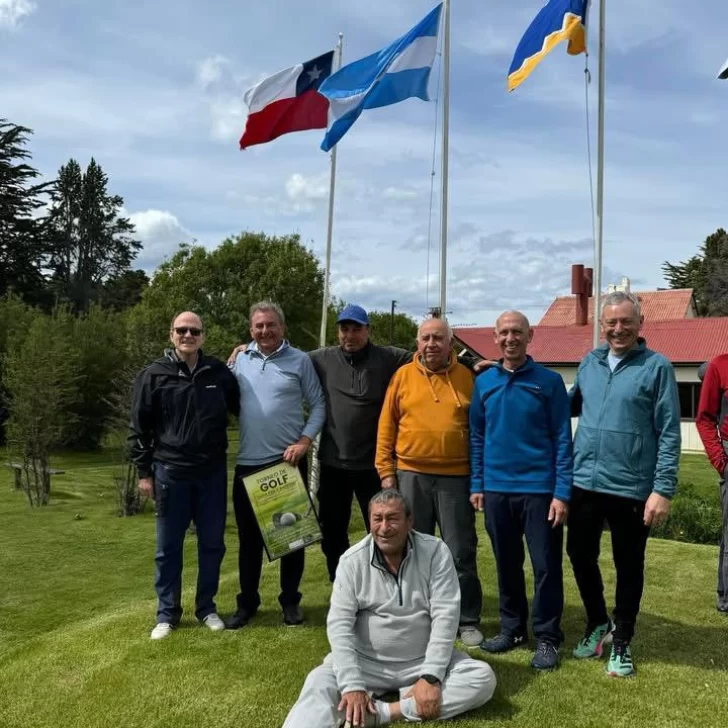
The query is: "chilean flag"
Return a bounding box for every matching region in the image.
[239,51,334,149]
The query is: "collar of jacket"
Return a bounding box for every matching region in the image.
[244,339,290,359]
[164,347,205,372]
[494,354,535,375]
[370,532,413,574]
[593,338,646,363]
[342,341,373,366]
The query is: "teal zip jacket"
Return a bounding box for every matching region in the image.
[570,339,681,501]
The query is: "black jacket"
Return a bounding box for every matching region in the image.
[129,349,240,479]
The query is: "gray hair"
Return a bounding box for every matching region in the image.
[418,316,453,342]
[249,300,285,326]
[369,489,412,518]
[600,291,641,319]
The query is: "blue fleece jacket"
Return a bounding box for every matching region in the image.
[233,341,326,467]
[469,356,573,502]
[570,340,681,501]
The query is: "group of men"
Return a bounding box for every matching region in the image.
[129,289,728,726]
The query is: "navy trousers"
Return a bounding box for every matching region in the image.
[484,492,564,644]
[153,461,227,624]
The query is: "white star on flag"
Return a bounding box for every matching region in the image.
[307,66,322,83]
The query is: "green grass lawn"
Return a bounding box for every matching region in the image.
[0,448,726,728]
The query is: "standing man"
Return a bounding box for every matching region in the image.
[376,317,484,647]
[226,301,325,628]
[469,311,572,671]
[309,304,411,582]
[282,489,496,728]
[567,291,681,677]
[695,353,728,614]
[129,311,240,640]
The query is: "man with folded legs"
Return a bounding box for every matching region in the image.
[130,312,240,640]
[282,489,496,728]
[469,310,572,670]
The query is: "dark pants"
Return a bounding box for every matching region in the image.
[232,458,307,612]
[484,492,563,644]
[717,477,728,611]
[398,470,483,626]
[153,461,227,624]
[566,486,651,643]
[317,465,381,582]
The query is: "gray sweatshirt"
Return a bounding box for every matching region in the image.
[327,531,460,692]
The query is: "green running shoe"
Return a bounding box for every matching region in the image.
[606,640,635,678]
[572,619,614,659]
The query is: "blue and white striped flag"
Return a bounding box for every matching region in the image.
[318,3,442,152]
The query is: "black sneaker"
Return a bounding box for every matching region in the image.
[480,632,527,653]
[225,607,257,630]
[282,604,304,626]
[531,640,559,670]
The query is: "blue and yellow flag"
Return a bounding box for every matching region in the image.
[508,0,589,92]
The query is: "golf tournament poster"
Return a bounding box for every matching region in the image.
[243,460,322,562]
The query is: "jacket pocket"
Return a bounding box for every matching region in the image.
[573,425,597,481]
[597,429,644,495]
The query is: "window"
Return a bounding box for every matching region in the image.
[677,382,702,420]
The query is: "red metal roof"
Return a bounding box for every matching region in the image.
[539,289,695,326]
[455,318,728,365]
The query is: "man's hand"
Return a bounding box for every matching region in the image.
[283,437,311,466]
[138,477,154,497]
[548,498,568,527]
[473,359,497,373]
[643,492,671,528]
[226,344,247,366]
[403,679,442,721]
[381,475,397,490]
[338,691,375,727]
[470,493,484,512]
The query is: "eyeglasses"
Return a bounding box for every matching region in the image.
[173,327,203,336]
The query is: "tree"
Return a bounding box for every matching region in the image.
[129,232,325,359]
[3,309,80,506]
[0,120,54,305]
[98,269,149,311]
[662,228,728,315]
[367,310,418,350]
[48,158,140,312]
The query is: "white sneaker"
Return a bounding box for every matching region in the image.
[150,622,174,640]
[459,625,484,647]
[203,613,226,631]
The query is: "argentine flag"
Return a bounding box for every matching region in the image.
[318,3,442,152]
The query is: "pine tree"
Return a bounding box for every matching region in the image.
[48,158,140,311]
[0,120,54,304]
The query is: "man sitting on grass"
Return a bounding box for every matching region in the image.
[282,489,495,728]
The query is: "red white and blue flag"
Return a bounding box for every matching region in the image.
[239,51,334,149]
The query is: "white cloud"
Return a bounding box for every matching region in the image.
[0,0,34,30]
[382,186,420,201]
[195,54,230,89]
[129,210,193,272]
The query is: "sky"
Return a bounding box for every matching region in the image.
[2,0,727,325]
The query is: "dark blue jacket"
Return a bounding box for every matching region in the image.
[469,356,573,502]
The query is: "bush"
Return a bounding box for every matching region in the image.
[652,481,722,545]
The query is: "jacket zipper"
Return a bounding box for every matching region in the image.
[592,363,613,491]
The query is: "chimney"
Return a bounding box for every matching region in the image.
[571,264,593,326]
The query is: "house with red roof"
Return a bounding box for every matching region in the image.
[454,265,728,453]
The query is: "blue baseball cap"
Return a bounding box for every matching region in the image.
[336,304,369,326]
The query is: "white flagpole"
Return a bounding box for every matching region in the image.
[592,0,606,347]
[319,33,344,347]
[438,0,451,318]
[311,34,343,499]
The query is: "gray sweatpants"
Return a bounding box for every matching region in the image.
[282,650,495,728]
[397,470,483,625]
[718,477,728,612]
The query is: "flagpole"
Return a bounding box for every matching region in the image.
[319,33,344,347]
[592,0,606,347]
[438,0,451,318]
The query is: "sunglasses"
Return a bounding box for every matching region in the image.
[173,327,203,336]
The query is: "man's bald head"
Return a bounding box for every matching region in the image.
[495,310,530,333]
[169,311,205,360]
[493,310,532,370]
